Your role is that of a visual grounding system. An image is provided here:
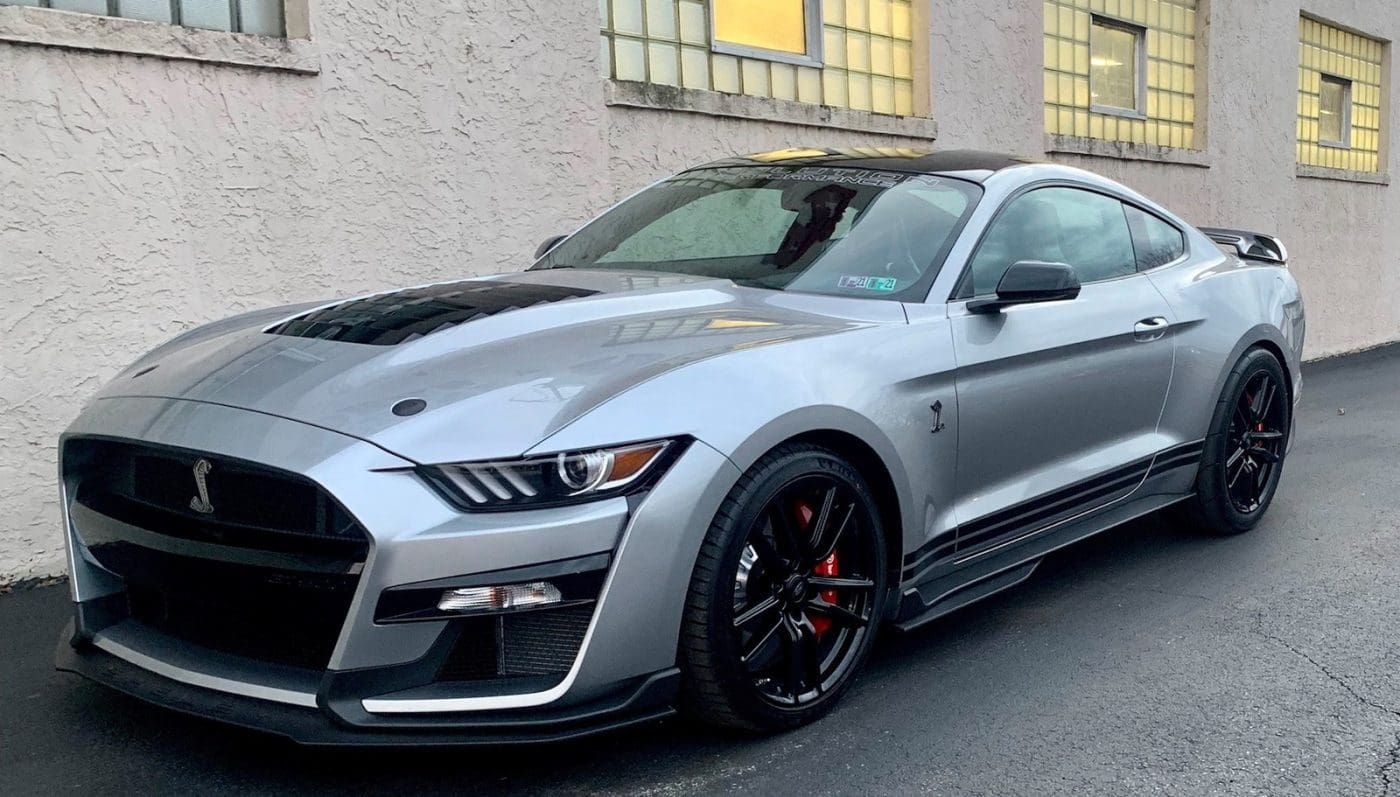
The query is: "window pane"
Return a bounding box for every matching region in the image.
[49,0,109,14]
[239,0,284,36]
[1125,206,1184,270]
[1090,21,1139,111]
[713,0,808,56]
[180,0,233,31]
[116,0,173,23]
[966,188,1136,296]
[1319,76,1348,144]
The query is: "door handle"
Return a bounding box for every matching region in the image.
[1133,317,1170,341]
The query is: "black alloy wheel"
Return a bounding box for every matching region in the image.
[1224,370,1288,514]
[1182,347,1292,535]
[679,444,888,731]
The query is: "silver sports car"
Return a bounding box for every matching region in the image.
[56,149,1305,744]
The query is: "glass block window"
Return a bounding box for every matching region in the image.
[0,0,285,36]
[1298,16,1385,173]
[1043,0,1198,150]
[600,0,923,117]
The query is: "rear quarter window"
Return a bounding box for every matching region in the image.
[1125,206,1186,270]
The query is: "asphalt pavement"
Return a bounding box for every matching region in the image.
[3,345,1399,796]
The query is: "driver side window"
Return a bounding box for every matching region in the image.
[962,187,1137,297]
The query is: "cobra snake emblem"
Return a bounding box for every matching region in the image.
[189,458,215,514]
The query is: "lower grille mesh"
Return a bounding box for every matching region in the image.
[437,604,593,682]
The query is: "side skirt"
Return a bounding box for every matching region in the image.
[892,440,1203,631]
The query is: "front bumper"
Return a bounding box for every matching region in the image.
[57,396,740,743]
[55,625,679,746]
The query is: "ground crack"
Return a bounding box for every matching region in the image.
[1252,614,1400,796]
[1381,731,1400,797]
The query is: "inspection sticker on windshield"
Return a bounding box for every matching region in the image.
[838,276,899,292]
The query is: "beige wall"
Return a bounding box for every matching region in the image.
[1,0,1396,582]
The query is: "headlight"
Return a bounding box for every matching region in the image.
[420,439,682,511]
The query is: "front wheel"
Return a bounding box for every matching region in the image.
[678,444,888,732]
[1181,348,1292,534]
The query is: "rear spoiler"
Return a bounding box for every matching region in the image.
[1198,227,1288,265]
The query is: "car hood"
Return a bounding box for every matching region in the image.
[97,269,904,463]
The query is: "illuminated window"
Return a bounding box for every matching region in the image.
[1044,0,1198,150]
[1090,18,1143,114]
[0,0,287,36]
[711,0,820,65]
[1298,16,1385,173]
[601,0,925,117]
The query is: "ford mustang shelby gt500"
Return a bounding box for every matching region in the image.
[56,149,1304,744]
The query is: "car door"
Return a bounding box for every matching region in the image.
[946,185,1175,553]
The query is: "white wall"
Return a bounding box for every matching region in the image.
[1,0,1396,582]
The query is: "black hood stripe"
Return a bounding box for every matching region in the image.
[267,280,599,346]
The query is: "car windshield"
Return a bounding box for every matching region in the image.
[532,166,982,301]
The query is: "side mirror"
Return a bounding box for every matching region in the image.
[535,234,568,259]
[967,260,1081,314]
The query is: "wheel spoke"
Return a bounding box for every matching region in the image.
[1251,430,1284,440]
[769,502,808,562]
[1248,446,1281,464]
[748,531,786,573]
[1226,445,1247,469]
[733,595,779,628]
[806,487,838,562]
[813,502,855,564]
[782,617,803,701]
[1226,455,1248,488]
[806,598,869,628]
[1251,379,1277,421]
[741,616,784,671]
[808,575,875,592]
[796,615,823,696]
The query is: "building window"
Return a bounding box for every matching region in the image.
[1298,16,1384,173]
[711,0,821,67]
[1089,17,1143,115]
[601,0,924,117]
[0,0,285,36]
[1044,0,1198,150]
[1318,75,1351,146]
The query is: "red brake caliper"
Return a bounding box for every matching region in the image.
[796,501,840,639]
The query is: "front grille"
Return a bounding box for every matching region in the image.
[66,437,368,558]
[437,604,594,682]
[63,436,369,671]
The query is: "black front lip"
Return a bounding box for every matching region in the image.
[55,622,679,747]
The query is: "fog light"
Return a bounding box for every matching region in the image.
[437,581,562,613]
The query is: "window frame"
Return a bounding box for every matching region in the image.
[2,0,287,37]
[1088,14,1148,120]
[1317,73,1354,149]
[949,180,1187,301]
[708,0,824,69]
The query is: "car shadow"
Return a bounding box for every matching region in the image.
[25,507,1269,797]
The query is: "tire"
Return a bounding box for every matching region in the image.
[1180,347,1292,535]
[678,443,889,732]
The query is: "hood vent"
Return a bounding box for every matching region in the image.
[266,280,599,346]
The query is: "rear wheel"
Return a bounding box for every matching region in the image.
[678,444,888,732]
[1181,348,1291,534]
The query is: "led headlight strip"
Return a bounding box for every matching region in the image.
[420,439,683,511]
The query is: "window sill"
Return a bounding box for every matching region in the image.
[1045,134,1210,168]
[604,80,938,141]
[1296,164,1390,185]
[0,5,317,74]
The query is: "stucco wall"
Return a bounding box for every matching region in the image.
[1,0,1396,582]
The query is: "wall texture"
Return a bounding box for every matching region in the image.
[1,0,1396,582]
